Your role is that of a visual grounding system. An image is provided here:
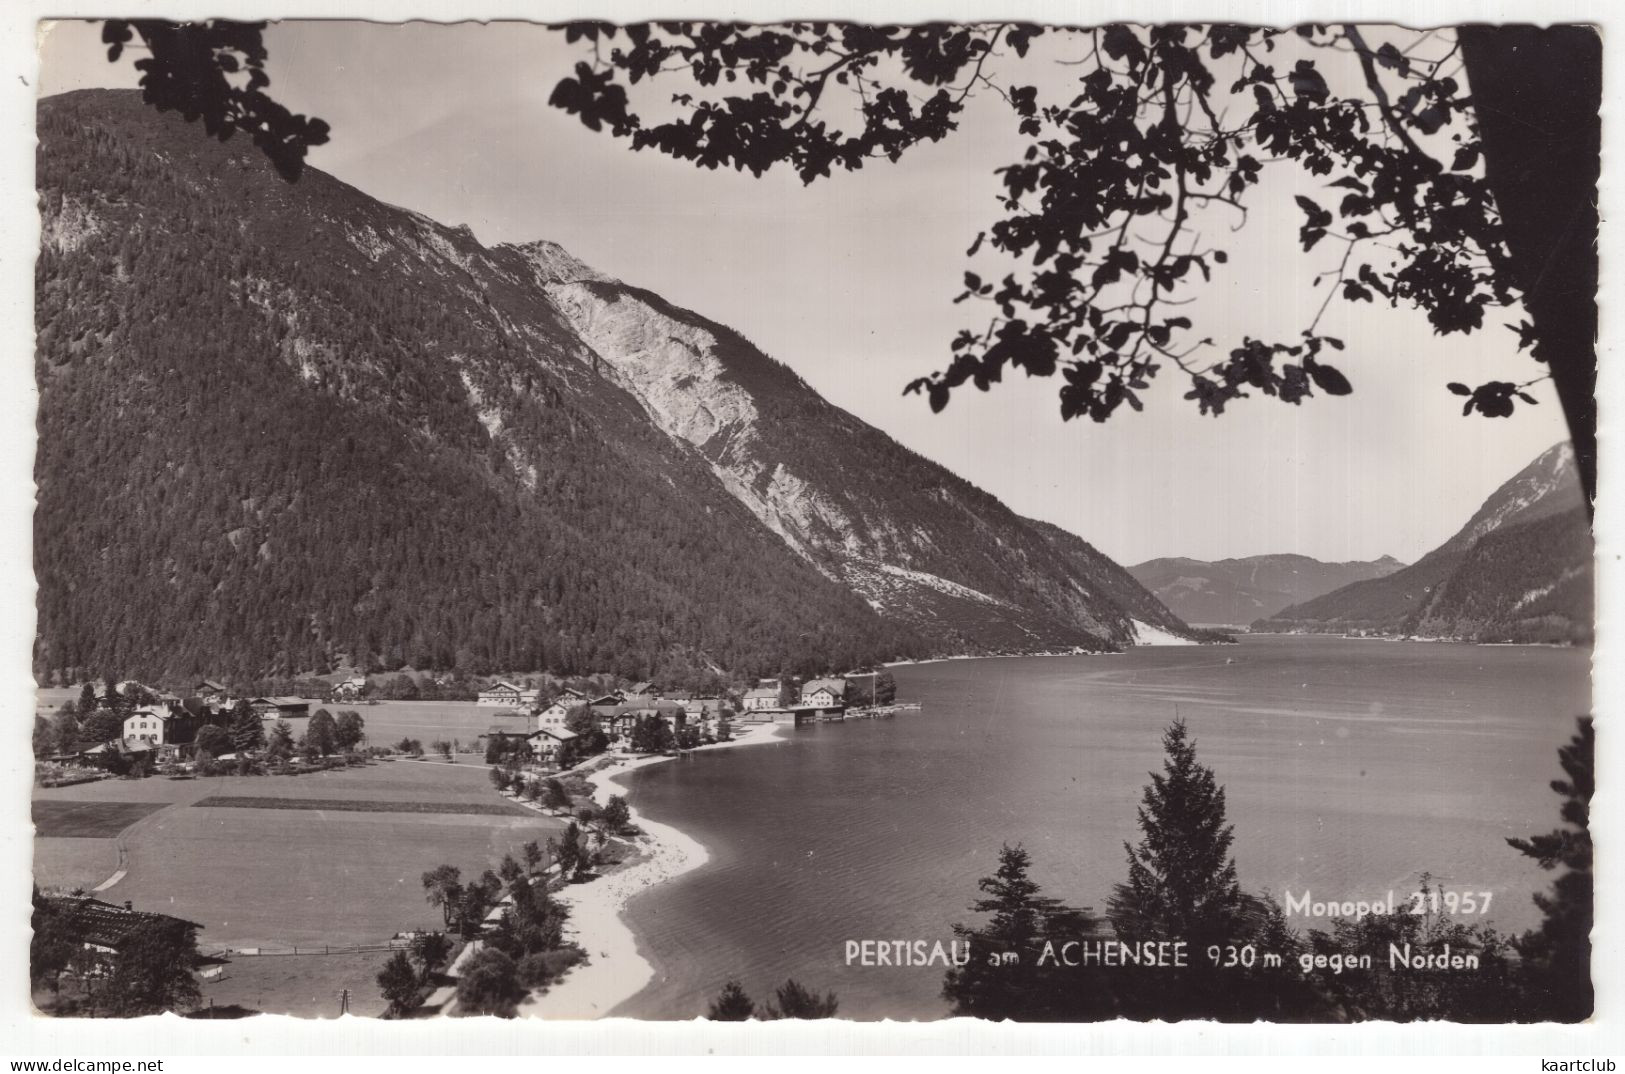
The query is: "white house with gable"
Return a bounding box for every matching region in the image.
[478,681,540,708]
[801,678,847,709]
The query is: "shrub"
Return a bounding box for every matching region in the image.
[559,775,594,798]
[516,946,585,990]
[454,948,522,1017]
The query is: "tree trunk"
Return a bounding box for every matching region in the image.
[1457,25,1600,516]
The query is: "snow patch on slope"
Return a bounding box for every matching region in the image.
[874,563,1014,609]
[1129,618,1197,646]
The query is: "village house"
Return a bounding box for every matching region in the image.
[598,699,686,741]
[249,696,312,720]
[741,686,780,712]
[43,896,201,979]
[664,696,728,736]
[121,705,199,754]
[535,698,577,729]
[528,725,578,763]
[195,679,227,699]
[477,681,540,709]
[602,706,640,741]
[122,708,166,749]
[482,723,533,748]
[588,695,630,725]
[801,678,848,709]
[329,673,367,701]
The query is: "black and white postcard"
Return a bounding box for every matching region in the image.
[12,2,1615,1058]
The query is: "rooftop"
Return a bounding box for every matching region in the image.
[46,896,200,949]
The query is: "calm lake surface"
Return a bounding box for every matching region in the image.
[614,636,1591,1020]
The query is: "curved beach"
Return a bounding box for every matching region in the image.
[519,722,789,1019]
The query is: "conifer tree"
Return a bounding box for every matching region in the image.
[763,979,840,1019]
[1108,719,1247,947]
[1507,715,1593,1021]
[943,843,1102,1021]
[707,979,756,1021]
[231,703,265,753]
[265,719,294,761]
[1106,718,1255,1020]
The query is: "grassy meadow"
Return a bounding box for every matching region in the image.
[32,759,563,949]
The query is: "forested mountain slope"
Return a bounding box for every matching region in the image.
[33,90,1200,684]
[1254,444,1590,643]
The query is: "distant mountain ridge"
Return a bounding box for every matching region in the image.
[1254,443,1591,643]
[1128,553,1405,626]
[32,89,1203,683]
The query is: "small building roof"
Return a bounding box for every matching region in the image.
[530,727,578,743]
[46,897,201,949]
[745,687,779,699]
[803,678,848,696]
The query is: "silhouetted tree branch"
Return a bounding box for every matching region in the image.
[98,19,328,181]
[546,22,1598,513]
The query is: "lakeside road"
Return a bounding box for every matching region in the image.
[519,722,790,1019]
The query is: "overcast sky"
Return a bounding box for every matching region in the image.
[37,20,1573,565]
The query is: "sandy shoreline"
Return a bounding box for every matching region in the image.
[519,721,790,1019]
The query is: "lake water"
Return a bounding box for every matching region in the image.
[612,636,1591,1020]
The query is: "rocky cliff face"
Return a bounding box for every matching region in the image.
[504,244,1203,652]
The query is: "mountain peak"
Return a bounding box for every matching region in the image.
[1254,441,1590,643]
[499,238,614,287]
